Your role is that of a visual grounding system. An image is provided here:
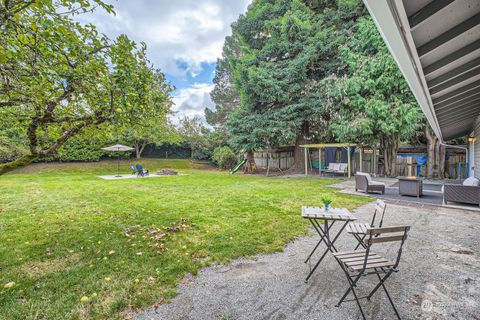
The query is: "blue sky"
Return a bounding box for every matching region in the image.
[166,62,216,91]
[77,0,251,123]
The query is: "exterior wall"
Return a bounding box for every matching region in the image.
[475,116,480,179]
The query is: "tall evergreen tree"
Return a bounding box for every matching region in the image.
[205,35,241,133]
[323,16,423,176]
[225,0,363,170]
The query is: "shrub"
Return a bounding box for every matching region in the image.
[56,137,106,162]
[0,135,28,163]
[212,146,236,169]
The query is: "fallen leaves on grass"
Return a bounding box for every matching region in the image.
[124,218,193,254]
[16,296,26,303]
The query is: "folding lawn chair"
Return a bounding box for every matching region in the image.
[346,199,386,250]
[130,163,137,175]
[135,164,149,177]
[333,225,410,320]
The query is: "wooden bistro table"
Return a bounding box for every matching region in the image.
[302,206,356,283]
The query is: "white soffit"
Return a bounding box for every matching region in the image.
[362,0,480,141]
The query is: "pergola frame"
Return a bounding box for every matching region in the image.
[300,143,375,178]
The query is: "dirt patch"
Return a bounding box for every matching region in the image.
[191,161,216,171]
[22,253,84,280]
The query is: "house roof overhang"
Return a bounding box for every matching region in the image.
[362,0,480,142]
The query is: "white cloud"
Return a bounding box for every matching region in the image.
[171,83,215,123]
[78,0,250,77]
[76,1,250,124]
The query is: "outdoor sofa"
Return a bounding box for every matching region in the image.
[324,163,348,176]
[443,178,480,206]
[355,172,385,194]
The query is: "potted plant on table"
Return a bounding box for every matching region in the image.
[321,195,333,212]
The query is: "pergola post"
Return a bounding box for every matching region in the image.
[304,147,308,176]
[359,146,363,172]
[347,146,351,178]
[318,148,321,174]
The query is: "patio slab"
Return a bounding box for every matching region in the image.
[97,174,180,180]
[136,202,480,320]
[330,177,480,211]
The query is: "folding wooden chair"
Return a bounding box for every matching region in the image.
[346,199,386,250]
[333,226,410,320]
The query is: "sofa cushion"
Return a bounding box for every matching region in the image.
[332,163,340,171]
[369,181,385,186]
[356,171,372,181]
[463,176,480,186]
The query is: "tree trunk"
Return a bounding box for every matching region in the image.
[135,144,140,159]
[0,153,38,175]
[438,144,446,179]
[289,121,310,172]
[425,126,437,179]
[139,141,147,159]
[381,136,398,177]
[243,150,256,173]
[135,141,147,159]
[391,139,398,177]
[434,140,440,178]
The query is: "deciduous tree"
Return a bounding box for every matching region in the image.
[178,116,209,159]
[0,0,168,174]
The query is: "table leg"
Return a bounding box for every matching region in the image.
[305,220,349,283]
[305,219,328,263]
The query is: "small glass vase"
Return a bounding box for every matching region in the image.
[324,203,331,212]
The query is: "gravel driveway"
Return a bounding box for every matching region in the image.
[136,201,480,320]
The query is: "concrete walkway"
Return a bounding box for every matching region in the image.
[136,202,480,320]
[98,174,182,180]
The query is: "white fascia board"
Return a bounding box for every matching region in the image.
[362,0,444,142]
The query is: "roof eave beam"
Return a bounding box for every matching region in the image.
[408,0,455,29]
[423,39,480,76]
[417,13,480,58]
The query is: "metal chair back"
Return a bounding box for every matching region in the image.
[370,199,387,228]
[363,226,410,271]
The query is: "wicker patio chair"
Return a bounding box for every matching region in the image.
[443,179,480,206]
[355,172,385,194]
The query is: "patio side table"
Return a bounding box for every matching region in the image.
[398,176,423,198]
[302,206,356,283]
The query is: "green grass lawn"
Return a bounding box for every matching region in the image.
[0,159,370,319]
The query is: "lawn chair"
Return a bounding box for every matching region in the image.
[346,199,387,249]
[333,225,410,320]
[130,163,137,175]
[135,163,149,177]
